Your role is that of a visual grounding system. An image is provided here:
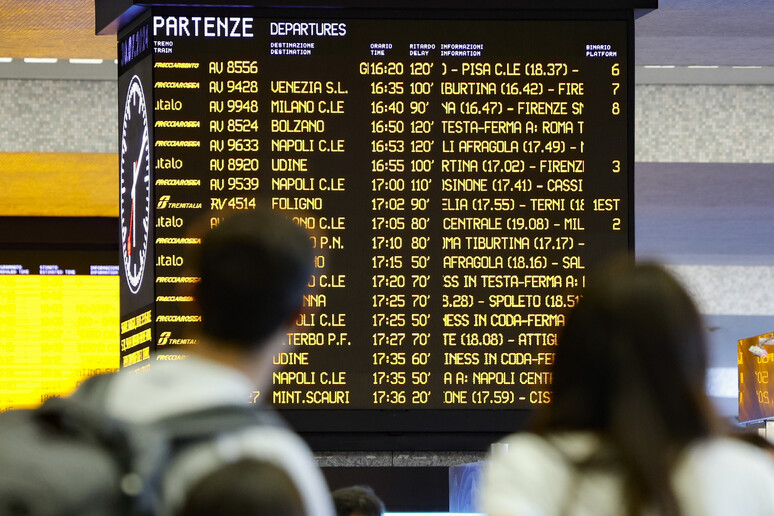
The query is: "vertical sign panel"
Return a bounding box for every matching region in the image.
[119,18,155,371]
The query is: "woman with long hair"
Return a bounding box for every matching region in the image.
[482,260,774,516]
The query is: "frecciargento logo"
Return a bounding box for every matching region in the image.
[157,195,202,210]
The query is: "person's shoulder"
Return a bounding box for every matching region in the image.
[495,431,600,463]
[219,425,324,483]
[482,432,598,516]
[484,430,605,496]
[485,432,596,487]
[224,423,316,459]
[226,425,335,516]
[684,436,774,470]
[102,355,255,423]
[674,437,774,514]
[683,436,774,477]
[165,423,333,516]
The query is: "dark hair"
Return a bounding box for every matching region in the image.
[537,259,717,516]
[192,207,313,348]
[332,485,385,516]
[176,458,305,516]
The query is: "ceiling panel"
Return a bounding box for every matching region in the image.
[1,0,773,66]
[0,0,114,59]
[635,0,774,65]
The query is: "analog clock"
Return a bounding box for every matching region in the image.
[120,75,151,294]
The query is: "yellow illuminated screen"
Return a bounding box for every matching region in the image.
[0,275,119,410]
[738,332,774,422]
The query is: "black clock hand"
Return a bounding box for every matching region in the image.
[136,128,148,172]
[130,128,148,249]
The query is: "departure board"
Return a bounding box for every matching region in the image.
[118,8,633,415]
[738,332,774,423]
[0,252,119,410]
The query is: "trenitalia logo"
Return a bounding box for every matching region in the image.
[158,331,170,345]
[157,331,199,346]
[157,195,203,209]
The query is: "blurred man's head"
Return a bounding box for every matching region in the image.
[332,486,384,516]
[176,459,306,516]
[191,207,313,351]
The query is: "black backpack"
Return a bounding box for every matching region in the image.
[0,373,282,516]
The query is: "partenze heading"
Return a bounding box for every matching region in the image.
[153,16,254,38]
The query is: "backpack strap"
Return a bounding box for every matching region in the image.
[68,372,118,411]
[35,396,134,471]
[68,372,286,515]
[31,394,164,516]
[157,403,286,451]
[70,371,284,465]
[154,404,289,516]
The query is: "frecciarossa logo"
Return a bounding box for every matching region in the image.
[156,195,202,209]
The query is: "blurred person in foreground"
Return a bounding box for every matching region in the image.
[101,207,334,516]
[175,458,305,516]
[332,485,385,516]
[482,259,774,516]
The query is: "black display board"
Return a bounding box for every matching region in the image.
[115,4,635,448]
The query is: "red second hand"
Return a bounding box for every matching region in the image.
[128,197,134,256]
[127,160,136,256]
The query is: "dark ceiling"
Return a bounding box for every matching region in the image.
[1,0,773,65]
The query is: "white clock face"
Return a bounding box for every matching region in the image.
[120,75,151,294]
